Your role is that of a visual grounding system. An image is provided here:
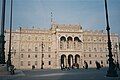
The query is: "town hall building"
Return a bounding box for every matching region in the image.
[5,22,120,69]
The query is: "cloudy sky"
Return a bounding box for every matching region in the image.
[0,0,120,35]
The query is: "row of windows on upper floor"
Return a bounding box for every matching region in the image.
[20,54,51,58]
[20,53,117,59]
[6,34,51,41]
[20,61,51,66]
[83,36,117,42]
[84,54,116,58]
[21,46,51,52]
[83,45,119,52]
[84,47,108,52]
[21,36,51,41]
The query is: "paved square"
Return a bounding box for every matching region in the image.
[0,68,120,80]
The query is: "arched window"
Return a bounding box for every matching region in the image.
[60,36,66,50]
[67,37,72,49]
[74,37,82,50]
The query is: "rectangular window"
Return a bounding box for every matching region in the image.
[28,61,30,66]
[90,61,92,64]
[28,55,30,58]
[35,47,38,51]
[89,54,91,57]
[35,55,37,58]
[84,54,86,57]
[28,49,31,51]
[48,47,51,52]
[95,55,97,57]
[101,61,103,64]
[42,54,44,58]
[106,60,108,64]
[48,55,51,58]
[49,61,51,65]
[35,61,37,66]
[21,49,24,51]
[21,61,23,66]
[21,54,23,58]
[94,48,97,51]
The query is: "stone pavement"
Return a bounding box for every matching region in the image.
[0,68,120,80]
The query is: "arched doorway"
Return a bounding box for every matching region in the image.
[75,54,80,63]
[68,54,73,67]
[61,54,66,67]
[71,54,80,68]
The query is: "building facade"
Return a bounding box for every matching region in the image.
[5,23,120,69]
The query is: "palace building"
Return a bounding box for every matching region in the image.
[5,23,120,69]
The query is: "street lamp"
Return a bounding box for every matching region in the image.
[41,42,44,69]
[0,0,6,64]
[7,0,13,67]
[104,0,118,77]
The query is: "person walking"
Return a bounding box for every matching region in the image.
[84,61,88,69]
[95,61,101,70]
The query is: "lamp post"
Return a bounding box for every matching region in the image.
[0,0,6,64]
[7,0,13,67]
[41,42,43,69]
[104,0,118,77]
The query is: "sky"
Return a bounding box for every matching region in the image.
[0,0,120,35]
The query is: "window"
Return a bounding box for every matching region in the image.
[95,55,97,57]
[84,54,86,57]
[42,54,44,58]
[106,54,108,57]
[106,60,108,64]
[49,39,50,41]
[48,55,51,58]
[105,48,108,51]
[100,48,102,52]
[28,49,31,51]
[21,49,24,51]
[21,61,23,66]
[94,48,97,51]
[35,47,38,51]
[113,54,115,57]
[90,61,92,64]
[21,54,23,58]
[100,55,103,58]
[60,42,63,49]
[101,61,103,64]
[48,47,51,51]
[28,61,30,66]
[35,55,37,58]
[35,61,37,66]
[89,54,91,57]
[28,55,30,58]
[49,61,51,65]
[89,48,91,51]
